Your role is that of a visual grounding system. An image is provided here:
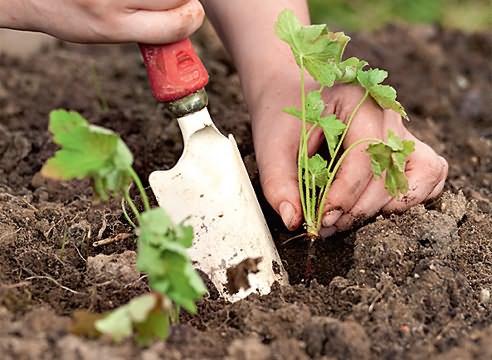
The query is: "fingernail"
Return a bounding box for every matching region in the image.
[322,210,343,228]
[279,201,295,230]
[320,226,337,239]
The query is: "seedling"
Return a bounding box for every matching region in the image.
[42,110,206,345]
[275,10,414,238]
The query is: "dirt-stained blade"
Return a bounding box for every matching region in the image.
[149,107,288,302]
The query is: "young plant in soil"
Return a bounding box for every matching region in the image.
[275,10,415,240]
[42,110,206,345]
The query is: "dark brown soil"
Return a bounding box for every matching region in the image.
[1,24,491,359]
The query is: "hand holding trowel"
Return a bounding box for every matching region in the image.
[139,39,288,302]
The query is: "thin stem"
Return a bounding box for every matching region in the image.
[121,197,138,229]
[310,174,316,220]
[297,61,308,222]
[124,188,141,224]
[327,90,369,174]
[315,137,380,231]
[128,167,151,212]
[306,124,318,141]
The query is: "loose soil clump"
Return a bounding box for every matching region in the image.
[0,25,491,359]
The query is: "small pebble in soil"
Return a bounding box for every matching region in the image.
[480,289,490,304]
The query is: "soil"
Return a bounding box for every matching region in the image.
[1,24,491,359]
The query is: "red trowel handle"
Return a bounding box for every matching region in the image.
[139,39,209,103]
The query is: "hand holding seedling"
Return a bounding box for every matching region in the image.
[0,0,204,43]
[266,10,448,238]
[203,1,447,237]
[299,84,448,236]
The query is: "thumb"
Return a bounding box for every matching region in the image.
[258,154,303,231]
[255,126,324,231]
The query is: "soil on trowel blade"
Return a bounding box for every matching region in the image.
[0,24,491,359]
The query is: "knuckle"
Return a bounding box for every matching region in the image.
[439,156,449,179]
[426,157,446,181]
[259,175,283,205]
[170,1,205,40]
[325,193,350,213]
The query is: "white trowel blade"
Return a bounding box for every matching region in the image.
[149,108,288,302]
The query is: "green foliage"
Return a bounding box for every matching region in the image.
[42,110,205,345]
[304,154,329,188]
[275,10,348,86]
[137,209,206,313]
[357,69,407,119]
[42,110,133,200]
[276,10,414,236]
[95,294,170,346]
[308,0,491,32]
[284,91,346,157]
[367,131,415,196]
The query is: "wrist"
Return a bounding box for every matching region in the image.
[242,67,318,122]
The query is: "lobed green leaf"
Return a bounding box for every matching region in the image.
[41,110,133,200]
[367,131,415,197]
[357,69,408,119]
[136,209,207,314]
[284,91,346,157]
[304,154,330,188]
[318,115,346,157]
[275,10,349,85]
[95,293,170,345]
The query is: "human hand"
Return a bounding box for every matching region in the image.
[252,81,448,236]
[0,0,204,43]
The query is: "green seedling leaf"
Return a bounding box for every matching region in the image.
[357,69,408,119]
[337,57,368,83]
[367,131,415,197]
[284,93,345,157]
[284,92,345,157]
[284,91,325,123]
[305,60,340,87]
[128,293,158,323]
[95,293,171,345]
[275,10,348,85]
[304,154,329,188]
[137,209,207,314]
[305,91,325,120]
[41,110,133,200]
[326,31,351,62]
[95,306,133,343]
[134,310,170,346]
[319,115,346,157]
[146,252,206,314]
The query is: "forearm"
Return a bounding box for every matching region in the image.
[201,0,311,108]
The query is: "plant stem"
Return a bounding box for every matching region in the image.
[124,187,141,224]
[326,90,369,175]
[309,90,369,234]
[298,60,309,223]
[129,167,151,212]
[121,197,138,229]
[315,137,380,231]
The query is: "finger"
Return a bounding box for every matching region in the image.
[127,0,190,11]
[426,157,448,200]
[255,116,305,230]
[383,147,447,212]
[307,127,324,156]
[259,150,303,231]
[120,0,204,43]
[320,94,383,228]
[334,176,392,232]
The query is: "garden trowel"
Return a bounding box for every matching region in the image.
[139,40,288,302]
